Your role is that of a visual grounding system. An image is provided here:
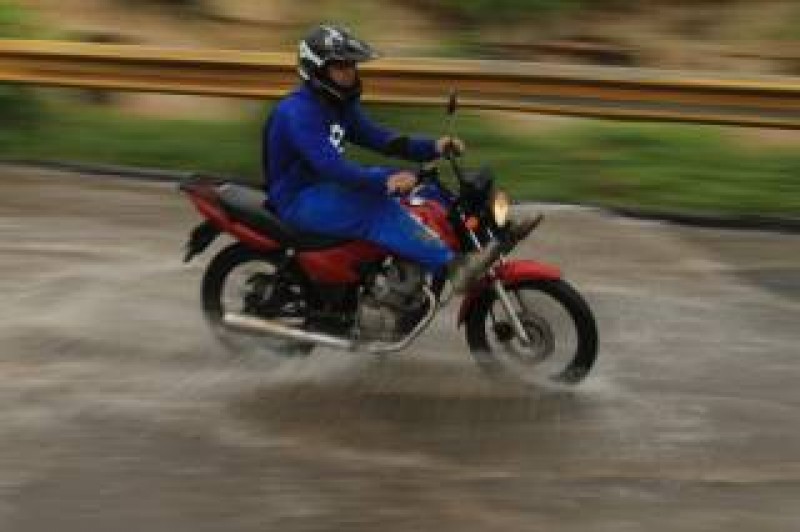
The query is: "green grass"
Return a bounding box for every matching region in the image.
[0,0,29,37]
[0,102,263,177]
[367,106,800,216]
[1,100,798,217]
[0,1,44,125]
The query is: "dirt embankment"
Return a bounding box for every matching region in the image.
[16,0,441,55]
[20,0,799,70]
[403,0,800,74]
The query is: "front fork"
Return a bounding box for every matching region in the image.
[465,224,532,345]
[491,278,532,345]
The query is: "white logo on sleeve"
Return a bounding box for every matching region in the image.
[329,123,345,153]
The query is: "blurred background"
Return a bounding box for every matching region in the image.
[1,3,799,530]
[0,0,798,216]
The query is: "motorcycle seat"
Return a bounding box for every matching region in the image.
[216,183,350,251]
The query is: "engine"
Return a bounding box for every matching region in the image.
[356,260,428,342]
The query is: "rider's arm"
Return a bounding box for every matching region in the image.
[348,104,438,162]
[287,103,393,193]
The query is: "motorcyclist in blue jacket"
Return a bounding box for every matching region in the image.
[263,24,500,294]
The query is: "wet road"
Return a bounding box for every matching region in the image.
[1,165,798,531]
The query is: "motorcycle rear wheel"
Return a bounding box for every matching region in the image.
[202,243,315,358]
[465,279,597,387]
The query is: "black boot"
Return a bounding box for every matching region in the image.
[444,241,503,302]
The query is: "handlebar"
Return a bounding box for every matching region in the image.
[444,149,466,185]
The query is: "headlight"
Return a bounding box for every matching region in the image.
[492,189,510,227]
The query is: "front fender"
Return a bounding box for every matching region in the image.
[457,260,561,326]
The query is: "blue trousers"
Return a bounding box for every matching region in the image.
[280,182,454,274]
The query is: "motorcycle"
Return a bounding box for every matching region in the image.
[179,92,598,386]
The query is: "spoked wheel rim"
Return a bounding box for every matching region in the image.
[491,310,557,366]
[488,286,578,378]
[220,261,307,329]
[466,280,598,386]
[202,244,314,357]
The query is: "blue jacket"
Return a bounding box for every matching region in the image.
[262,84,439,216]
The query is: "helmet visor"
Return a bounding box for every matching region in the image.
[329,35,379,63]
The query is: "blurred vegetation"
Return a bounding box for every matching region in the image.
[417,0,628,22]
[770,4,800,41]
[1,101,797,217]
[0,102,261,177]
[0,1,42,130]
[0,0,795,219]
[0,0,27,36]
[367,106,800,216]
[115,0,208,16]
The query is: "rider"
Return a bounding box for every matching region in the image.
[263,24,500,294]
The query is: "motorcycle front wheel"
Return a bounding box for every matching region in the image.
[465,279,597,387]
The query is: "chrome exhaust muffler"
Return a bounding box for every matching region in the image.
[222,312,355,350]
[222,287,437,355]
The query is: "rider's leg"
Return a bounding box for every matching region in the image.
[283,183,500,291]
[282,182,453,272]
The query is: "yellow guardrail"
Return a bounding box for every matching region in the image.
[1,40,800,128]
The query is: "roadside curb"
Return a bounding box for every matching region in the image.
[6,159,197,182]
[4,160,799,235]
[603,206,800,235]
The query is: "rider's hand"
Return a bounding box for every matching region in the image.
[437,136,466,157]
[387,171,418,194]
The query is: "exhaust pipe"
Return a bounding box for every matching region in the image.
[222,286,436,355]
[222,313,355,350]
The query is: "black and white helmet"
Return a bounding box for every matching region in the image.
[298,24,379,103]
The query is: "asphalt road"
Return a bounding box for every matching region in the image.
[1,165,798,531]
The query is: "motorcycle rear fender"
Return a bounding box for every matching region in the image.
[184,184,281,255]
[184,220,221,263]
[457,259,561,326]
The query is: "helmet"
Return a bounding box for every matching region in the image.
[297,24,379,103]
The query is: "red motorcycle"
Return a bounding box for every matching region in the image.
[180,95,597,386]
